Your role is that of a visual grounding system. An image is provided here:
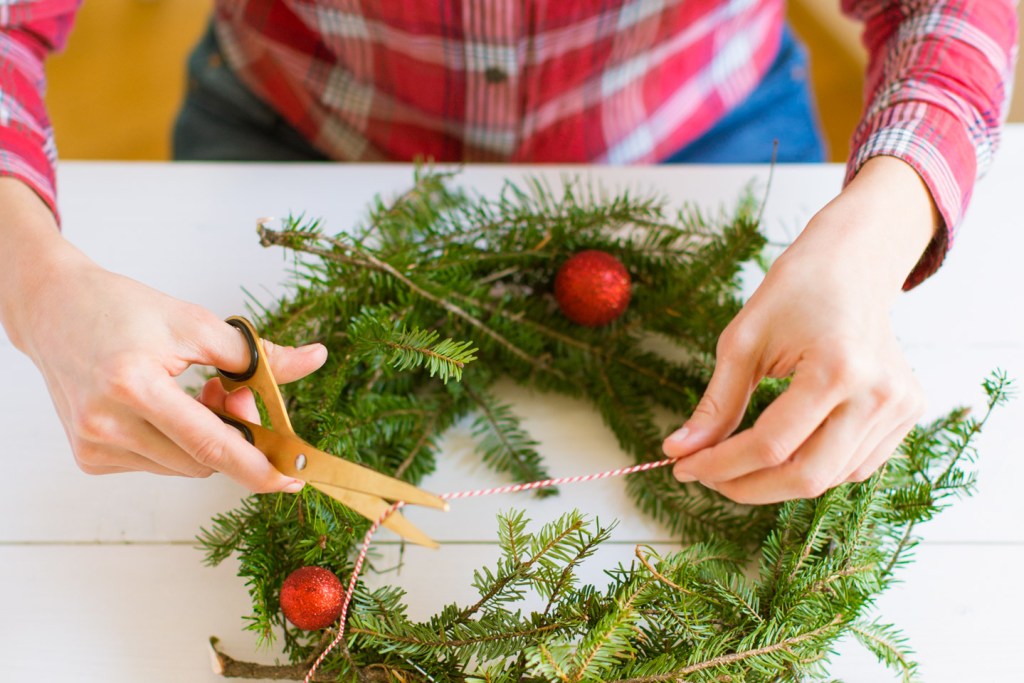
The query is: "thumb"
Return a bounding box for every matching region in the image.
[259,338,328,384]
[662,345,759,458]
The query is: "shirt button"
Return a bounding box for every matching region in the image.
[484,67,508,84]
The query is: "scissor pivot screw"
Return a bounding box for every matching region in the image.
[295,454,308,471]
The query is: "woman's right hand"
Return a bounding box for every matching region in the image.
[1,178,325,492]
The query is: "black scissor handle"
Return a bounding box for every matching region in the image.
[219,317,260,383]
[216,412,256,445]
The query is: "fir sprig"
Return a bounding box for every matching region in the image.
[348,310,478,383]
[201,171,1010,681]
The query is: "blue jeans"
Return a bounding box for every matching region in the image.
[173,26,328,161]
[173,25,826,164]
[665,28,827,163]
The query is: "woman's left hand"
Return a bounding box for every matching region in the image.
[662,156,940,504]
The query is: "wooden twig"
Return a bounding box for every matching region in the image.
[258,225,558,378]
[209,637,334,681]
[209,636,397,682]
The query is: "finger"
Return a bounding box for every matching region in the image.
[75,440,183,477]
[124,419,217,478]
[257,338,329,384]
[180,314,259,374]
[199,376,229,409]
[709,401,881,505]
[843,386,924,483]
[672,368,845,484]
[182,313,327,382]
[199,377,260,424]
[827,412,903,487]
[76,464,132,475]
[662,330,761,458]
[140,377,304,493]
[68,397,218,477]
[845,418,918,483]
[224,387,259,422]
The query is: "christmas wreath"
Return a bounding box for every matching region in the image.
[202,170,1009,682]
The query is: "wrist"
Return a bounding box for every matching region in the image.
[775,156,940,300]
[0,178,87,351]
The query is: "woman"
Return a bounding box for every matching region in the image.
[0,0,1016,504]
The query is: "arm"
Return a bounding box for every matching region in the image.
[843,0,1018,288]
[1,1,80,346]
[1,7,321,492]
[0,1,77,217]
[663,0,1017,503]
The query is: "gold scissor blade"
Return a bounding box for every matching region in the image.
[300,447,448,511]
[216,414,447,512]
[311,482,439,549]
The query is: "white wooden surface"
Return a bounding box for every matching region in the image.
[3,131,1023,680]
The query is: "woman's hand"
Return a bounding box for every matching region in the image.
[662,157,939,504]
[1,179,325,492]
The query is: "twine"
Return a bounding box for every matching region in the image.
[304,457,675,682]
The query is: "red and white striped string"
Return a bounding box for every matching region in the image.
[304,457,675,682]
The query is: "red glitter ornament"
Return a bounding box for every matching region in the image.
[280,566,345,631]
[553,250,632,327]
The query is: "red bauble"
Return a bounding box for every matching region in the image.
[280,566,345,631]
[554,250,632,327]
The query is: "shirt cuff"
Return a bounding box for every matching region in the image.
[0,130,59,223]
[844,100,979,290]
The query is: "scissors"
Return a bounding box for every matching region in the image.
[211,316,447,548]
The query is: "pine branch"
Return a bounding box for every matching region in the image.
[260,226,557,374]
[538,523,613,616]
[849,621,919,683]
[567,577,653,681]
[608,615,844,683]
[882,371,1011,578]
[787,488,842,583]
[459,514,587,624]
[348,622,562,648]
[393,409,442,479]
[445,289,697,398]
[463,382,555,494]
[347,311,478,383]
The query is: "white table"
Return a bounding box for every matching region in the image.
[3,133,1023,681]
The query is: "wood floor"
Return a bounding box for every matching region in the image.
[43,1,1020,163]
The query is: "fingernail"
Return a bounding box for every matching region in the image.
[667,427,690,444]
[284,480,305,493]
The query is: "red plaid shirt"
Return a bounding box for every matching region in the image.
[0,1,1017,285]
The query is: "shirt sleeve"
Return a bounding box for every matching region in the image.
[841,0,1018,289]
[1,1,80,222]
